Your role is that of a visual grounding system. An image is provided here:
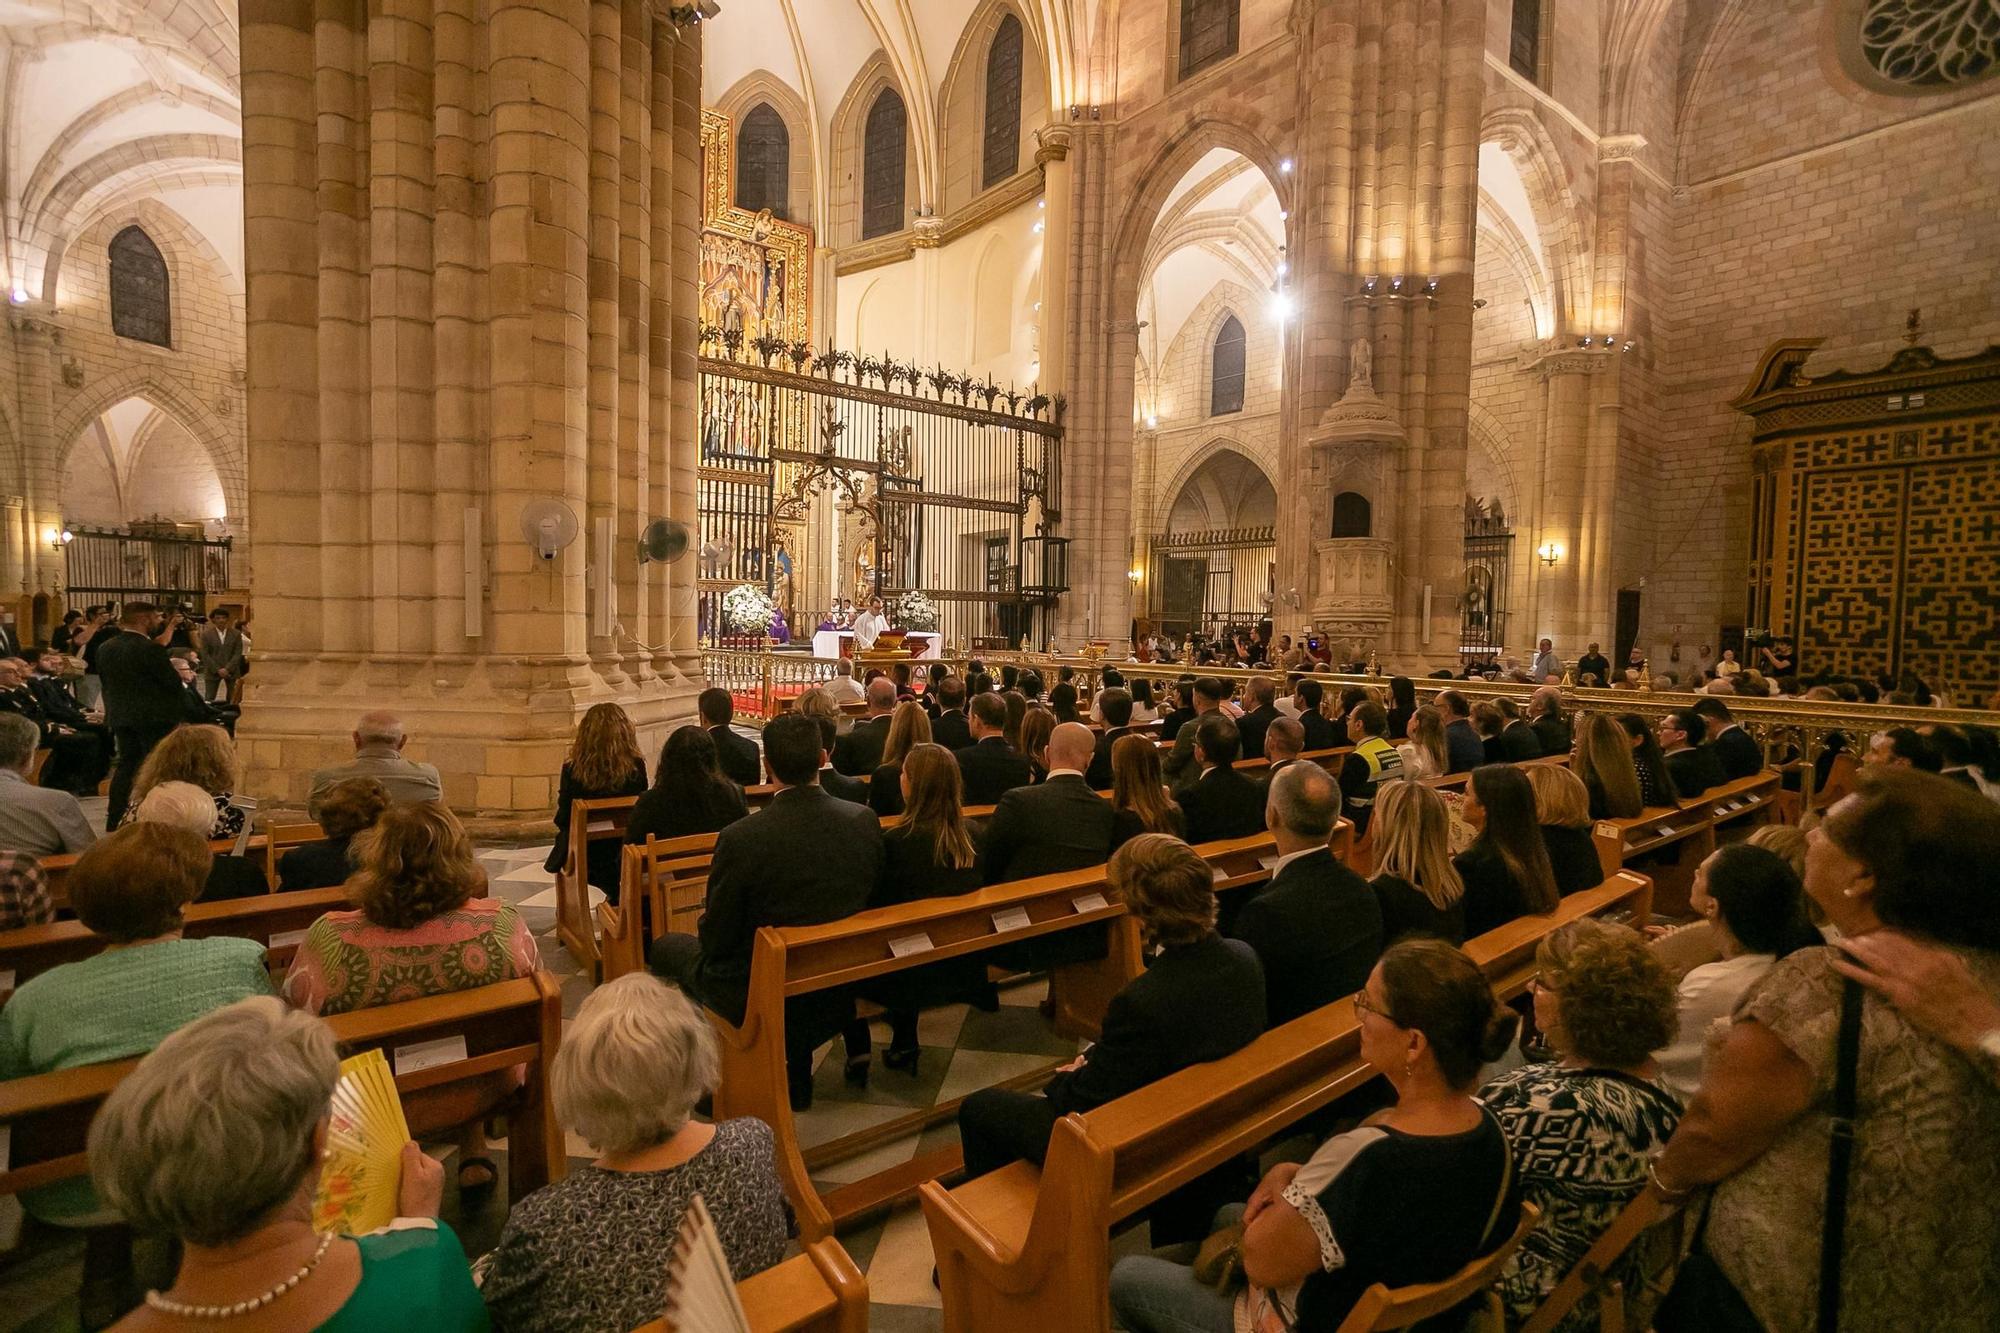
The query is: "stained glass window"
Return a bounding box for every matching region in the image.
[736,103,790,220]
[862,88,908,239]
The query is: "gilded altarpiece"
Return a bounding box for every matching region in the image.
[1738,340,2000,697]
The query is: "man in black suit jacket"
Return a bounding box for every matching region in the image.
[1179,715,1266,845]
[1229,763,1382,1025]
[1293,679,1339,752]
[802,713,870,804]
[930,677,972,750]
[1528,686,1572,756]
[700,686,763,787]
[831,676,897,775]
[1693,698,1763,780]
[1087,687,1146,789]
[1260,716,1305,781]
[954,692,1032,804]
[1659,709,1726,795]
[957,834,1266,1178]
[1165,677,1231,787]
[651,712,881,1108]
[96,602,188,819]
[1437,689,1486,774]
[1497,703,1544,762]
[1235,676,1280,761]
[983,724,1114,883]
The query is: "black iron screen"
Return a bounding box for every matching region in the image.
[63,525,230,608]
[1462,510,1513,661]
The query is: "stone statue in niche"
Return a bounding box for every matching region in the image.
[1350,337,1373,392]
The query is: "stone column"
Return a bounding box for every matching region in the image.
[238,0,701,816]
[1034,125,1073,397]
[4,312,65,595]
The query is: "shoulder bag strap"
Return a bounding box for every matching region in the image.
[1477,1108,1516,1251]
[1818,977,1865,1333]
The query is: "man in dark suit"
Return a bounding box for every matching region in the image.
[1235,676,1280,761]
[956,834,1266,1179]
[699,686,763,787]
[1528,686,1572,756]
[1179,715,1266,845]
[96,602,188,819]
[954,692,1033,804]
[1087,687,1147,789]
[1229,763,1382,1025]
[1496,701,1544,762]
[1658,709,1726,795]
[803,713,869,804]
[929,677,972,750]
[983,723,1114,883]
[25,650,113,793]
[1437,689,1486,774]
[1165,677,1231,787]
[1293,679,1339,752]
[831,676,897,775]
[651,712,882,1108]
[1693,698,1762,779]
[1260,717,1305,781]
[1923,724,1981,788]
[1864,726,1943,773]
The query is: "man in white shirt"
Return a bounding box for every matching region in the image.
[822,658,865,705]
[851,596,889,649]
[1531,637,1559,682]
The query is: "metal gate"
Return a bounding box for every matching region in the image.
[62,525,232,610]
[1461,507,1513,662]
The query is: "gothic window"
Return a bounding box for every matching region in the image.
[1332,491,1372,538]
[1210,315,1246,416]
[1179,0,1239,81]
[983,14,1024,188]
[109,226,170,348]
[1509,0,1543,84]
[861,88,908,240]
[736,102,790,220]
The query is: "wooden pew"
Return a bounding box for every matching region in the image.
[264,821,328,886]
[1692,769,1783,838]
[713,833,1315,1243]
[1592,769,1782,917]
[636,1236,869,1333]
[0,971,567,1205]
[554,795,641,976]
[39,834,278,914]
[919,871,1654,1333]
[0,885,350,1001]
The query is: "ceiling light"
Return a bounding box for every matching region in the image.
[1032,220,1044,234]
[1037,199,1045,209]
[1279,158,1294,174]
[8,286,23,304]
[1269,291,1295,323]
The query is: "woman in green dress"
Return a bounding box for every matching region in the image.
[88,996,487,1331]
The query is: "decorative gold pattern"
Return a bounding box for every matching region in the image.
[700,109,812,347]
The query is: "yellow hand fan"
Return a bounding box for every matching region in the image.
[312,1049,410,1235]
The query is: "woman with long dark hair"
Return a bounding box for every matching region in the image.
[869,700,932,817]
[545,703,649,893]
[1614,712,1682,808]
[1387,675,1418,740]
[622,726,750,898]
[1573,712,1644,819]
[1110,732,1184,849]
[1454,764,1560,937]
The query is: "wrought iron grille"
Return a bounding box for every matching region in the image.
[696,331,1063,650]
[62,524,231,608]
[1462,513,1514,662]
[1145,525,1274,642]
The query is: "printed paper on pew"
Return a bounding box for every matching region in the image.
[991,907,1032,933]
[0,970,13,994]
[888,932,935,958]
[267,929,307,950]
[393,1034,469,1075]
[313,1049,409,1235]
[1072,892,1109,913]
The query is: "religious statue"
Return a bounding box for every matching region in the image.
[1350,337,1374,393]
[770,537,794,621]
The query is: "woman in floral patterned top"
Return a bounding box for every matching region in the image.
[284,801,540,1188]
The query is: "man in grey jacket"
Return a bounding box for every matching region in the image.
[307,712,443,818]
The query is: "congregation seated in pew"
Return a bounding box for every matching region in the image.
[981,722,1113,884]
[1525,765,1610,900]
[307,711,444,820]
[134,782,269,900]
[276,778,388,892]
[1395,703,1451,780]
[1260,716,1306,777]
[543,701,650,897]
[1368,779,1468,945]
[952,691,1032,805]
[700,685,764,788]
[116,723,245,838]
[1109,938,1523,1333]
[624,725,751,866]
[1455,765,1561,938]
[1656,707,1725,796]
[0,712,97,858]
[867,700,931,817]
[1573,713,1644,821]
[1110,732,1185,849]
[1334,701,1403,835]
[1177,716,1266,845]
[481,973,790,1332]
[88,997,486,1331]
[1614,711,1683,808]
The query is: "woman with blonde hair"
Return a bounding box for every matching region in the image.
[1110,731,1183,849]
[869,699,933,817]
[1526,763,1608,898]
[544,702,648,893]
[1396,704,1451,779]
[119,723,243,838]
[1369,780,1467,944]
[1572,711,1644,820]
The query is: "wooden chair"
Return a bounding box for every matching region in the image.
[264,821,328,886]
[1337,1201,1542,1332]
[0,972,566,1205]
[637,1236,869,1333]
[1519,1189,1679,1333]
[920,872,1653,1333]
[1810,749,1859,814]
[553,795,643,975]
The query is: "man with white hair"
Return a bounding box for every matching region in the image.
[307,711,443,818]
[0,712,96,856]
[822,656,864,705]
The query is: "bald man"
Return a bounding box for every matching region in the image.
[980,721,1115,884]
[307,710,444,818]
[831,675,899,775]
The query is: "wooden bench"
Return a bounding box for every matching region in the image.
[39,834,278,914]
[635,1236,869,1333]
[554,796,642,975]
[0,885,350,1002]
[713,832,1323,1242]
[919,871,1655,1332]
[0,971,566,1205]
[264,821,328,885]
[1593,769,1782,916]
[1693,769,1783,839]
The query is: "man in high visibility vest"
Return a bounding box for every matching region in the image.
[1337,701,1405,835]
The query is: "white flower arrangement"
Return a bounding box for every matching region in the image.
[890,589,939,631]
[721,582,777,635]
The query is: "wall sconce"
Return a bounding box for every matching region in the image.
[1143,412,1159,429]
[1536,541,1562,567]
[46,526,73,551]
[1361,276,1378,295]
[1423,277,1439,295]
[1127,568,1144,583]
[1389,276,1404,293]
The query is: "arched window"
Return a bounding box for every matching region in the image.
[861,88,908,240]
[983,14,1024,188]
[1509,0,1545,84]
[1210,315,1246,416]
[109,226,171,347]
[1179,0,1239,80]
[736,102,790,220]
[1332,491,1373,538]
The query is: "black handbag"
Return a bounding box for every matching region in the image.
[1656,978,1863,1333]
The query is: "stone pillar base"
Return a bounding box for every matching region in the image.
[237,652,699,817]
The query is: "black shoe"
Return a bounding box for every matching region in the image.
[843,1055,870,1086]
[883,1045,920,1073]
[789,1080,814,1112]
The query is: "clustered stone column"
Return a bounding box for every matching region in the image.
[239,0,703,814]
[1283,0,1486,666]
[2,312,66,601]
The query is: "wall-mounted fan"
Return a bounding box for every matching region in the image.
[636,518,691,565]
[519,499,580,561]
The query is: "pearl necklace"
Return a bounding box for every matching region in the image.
[145,1231,335,1320]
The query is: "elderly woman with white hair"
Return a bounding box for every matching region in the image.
[480,973,789,1332]
[133,780,270,900]
[87,996,486,1330]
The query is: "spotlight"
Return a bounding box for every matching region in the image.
[1362,276,1378,295]
[1279,158,1294,174]
[8,286,23,304]
[1276,260,1288,276]
[1389,276,1403,293]
[1269,291,1295,323]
